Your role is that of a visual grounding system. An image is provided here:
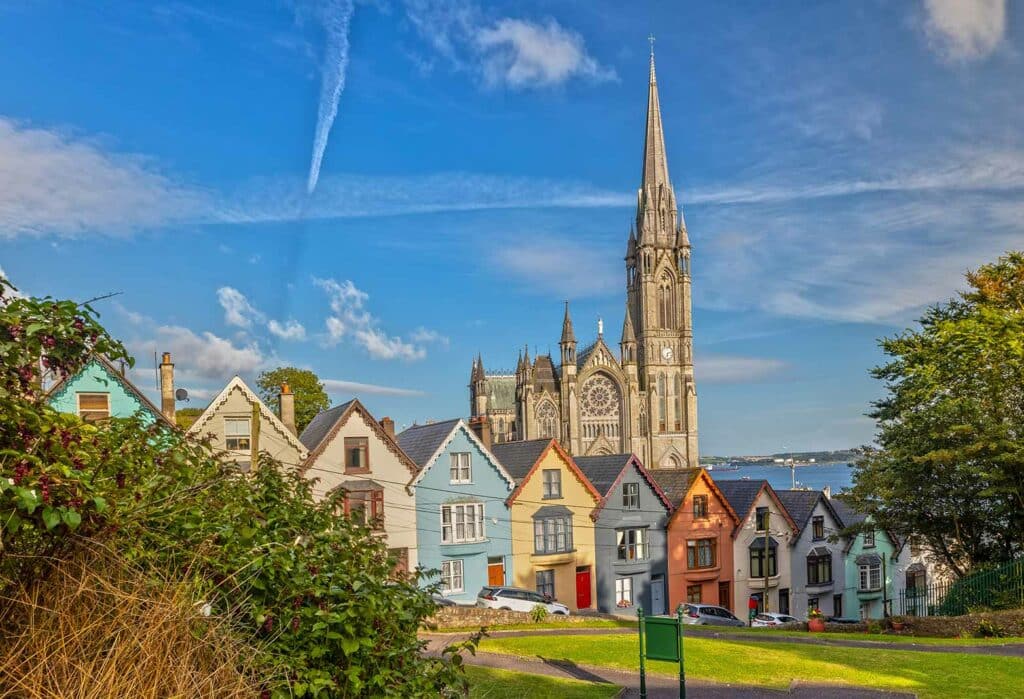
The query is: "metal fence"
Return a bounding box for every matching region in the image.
[897,557,1024,617]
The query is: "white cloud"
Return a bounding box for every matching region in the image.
[493,237,620,297]
[322,378,426,397]
[698,355,788,384]
[216,286,264,328]
[136,325,265,380]
[475,18,616,88]
[921,0,1006,62]
[410,327,450,347]
[314,277,433,360]
[403,1,614,89]
[267,318,307,341]
[0,117,207,238]
[306,0,355,193]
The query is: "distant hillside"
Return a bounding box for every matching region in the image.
[702,449,862,465]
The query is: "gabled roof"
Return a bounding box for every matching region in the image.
[496,439,602,508]
[715,479,799,535]
[491,439,553,482]
[398,418,515,490]
[298,398,418,478]
[45,354,175,428]
[775,489,844,535]
[830,495,867,528]
[185,375,308,458]
[650,468,741,527]
[481,374,516,411]
[576,453,673,518]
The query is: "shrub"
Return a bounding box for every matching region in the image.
[530,604,549,623]
[975,620,1007,638]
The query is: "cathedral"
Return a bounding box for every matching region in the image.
[469,51,698,470]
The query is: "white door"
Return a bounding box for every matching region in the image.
[650,576,666,615]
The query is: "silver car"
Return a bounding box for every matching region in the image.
[476,586,570,615]
[680,603,746,627]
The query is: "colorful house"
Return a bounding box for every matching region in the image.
[299,400,419,573]
[717,480,799,616]
[185,376,308,471]
[491,438,601,611]
[397,419,515,604]
[575,454,673,615]
[776,489,846,619]
[46,354,174,428]
[651,468,739,612]
[832,497,903,620]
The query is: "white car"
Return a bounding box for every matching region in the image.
[751,612,801,627]
[476,586,570,615]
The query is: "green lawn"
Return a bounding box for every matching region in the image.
[466,665,619,698]
[479,633,1024,699]
[686,626,1024,646]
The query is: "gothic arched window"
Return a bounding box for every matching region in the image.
[536,399,558,440]
[580,373,623,452]
[657,273,675,329]
[657,373,667,433]
[674,374,682,432]
[497,417,505,443]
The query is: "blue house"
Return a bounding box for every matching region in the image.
[397,419,515,604]
[46,355,173,427]
[576,454,673,615]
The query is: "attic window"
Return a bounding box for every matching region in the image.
[345,437,370,472]
[224,417,251,451]
[77,393,110,422]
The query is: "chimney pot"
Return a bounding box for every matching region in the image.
[469,415,492,450]
[159,352,175,425]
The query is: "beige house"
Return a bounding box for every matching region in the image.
[299,399,419,573]
[187,376,307,471]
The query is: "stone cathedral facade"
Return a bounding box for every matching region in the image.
[469,53,699,470]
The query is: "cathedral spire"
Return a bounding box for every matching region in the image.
[640,48,671,199]
[621,304,636,344]
[560,301,576,344]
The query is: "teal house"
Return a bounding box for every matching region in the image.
[397,419,515,604]
[46,355,173,427]
[832,497,902,619]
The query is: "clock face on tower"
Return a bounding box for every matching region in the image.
[661,346,674,361]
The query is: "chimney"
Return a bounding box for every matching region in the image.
[278,382,296,436]
[159,352,175,424]
[380,416,395,439]
[469,415,492,450]
[822,485,832,500]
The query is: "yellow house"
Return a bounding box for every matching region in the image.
[491,438,601,611]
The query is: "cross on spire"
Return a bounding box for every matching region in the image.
[648,33,656,56]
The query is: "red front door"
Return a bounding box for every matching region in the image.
[575,567,592,609]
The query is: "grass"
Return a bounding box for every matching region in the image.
[436,617,635,633]
[465,666,619,698]
[687,626,1024,646]
[479,633,1024,699]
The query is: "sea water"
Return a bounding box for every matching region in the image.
[709,462,855,493]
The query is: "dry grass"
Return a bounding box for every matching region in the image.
[0,550,261,698]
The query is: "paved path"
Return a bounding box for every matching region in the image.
[425,639,913,698]
[427,626,1024,657]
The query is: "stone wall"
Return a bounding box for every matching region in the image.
[897,609,1024,637]
[426,605,615,630]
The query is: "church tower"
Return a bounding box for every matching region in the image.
[626,47,698,469]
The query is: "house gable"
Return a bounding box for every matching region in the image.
[407,420,515,491]
[666,469,739,528]
[301,398,418,480]
[505,439,602,509]
[46,356,172,427]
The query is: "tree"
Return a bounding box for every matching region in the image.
[256,367,330,433]
[175,406,204,429]
[848,252,1024,576]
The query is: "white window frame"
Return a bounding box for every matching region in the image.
[622,482,640,509]
[449,452,472,484]
[859,563,882,591]
[615,577,634,606]
[440,503,485,544]
[76,392,110,422]
[542,469,562,498]
[617,528,648,561]
[224,417,251,451]
[441,559,464,594]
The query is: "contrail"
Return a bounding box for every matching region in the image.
[307,0,355,195]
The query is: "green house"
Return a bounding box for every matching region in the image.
[46,355,173,427]
[832,497,902,620]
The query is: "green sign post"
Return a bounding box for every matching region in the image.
[637,606,686,699]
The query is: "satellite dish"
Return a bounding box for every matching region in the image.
[175,388,189,401]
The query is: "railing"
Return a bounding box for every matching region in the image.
[897,557,1024,617]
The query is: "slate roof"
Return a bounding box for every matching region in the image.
[483,374,516,411]
[576,341,599,368]
[830,496,867,528]
[396,418,460,467]
[775,489,821,533]
[298,400,354,450]
[532,355,559,394]
[575,454,633,496]
[648,469,700,506]
[490,439,552,483]
[714,479,769,520]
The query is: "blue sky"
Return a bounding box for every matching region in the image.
[1,1,1020,455]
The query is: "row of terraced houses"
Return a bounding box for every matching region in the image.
[46,353,933,620]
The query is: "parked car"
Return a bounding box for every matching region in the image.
[476,586,570,615]
[680,604,746,627]
[751,612,801,627]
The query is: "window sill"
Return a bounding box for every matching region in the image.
[541,495,563,500]
[345,468,372,475]
[449,481,473,486]
[441,539,488,546]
